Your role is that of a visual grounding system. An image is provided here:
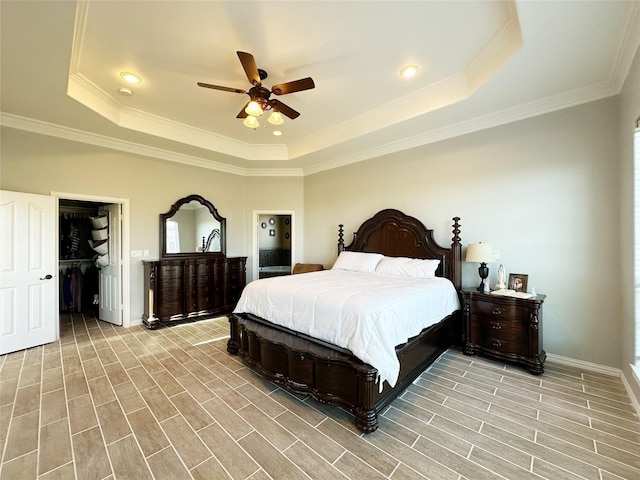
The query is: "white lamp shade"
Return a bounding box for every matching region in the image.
[245,101,263,116]
[243,115,260,129]
[465,243,494,263]
[267,111,284,125]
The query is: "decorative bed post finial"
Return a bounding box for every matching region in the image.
[338,224,344,252]
[451,217,462,291]
[451,217,461,246]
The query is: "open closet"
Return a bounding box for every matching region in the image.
[58,199,122,326]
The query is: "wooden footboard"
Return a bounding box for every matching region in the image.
[227,311,458,433]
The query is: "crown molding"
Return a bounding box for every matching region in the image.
[303,79,618,176]
[0,113,304,177]
[2,69,619,180]
[66,74,290,162]
[610,1,640,92]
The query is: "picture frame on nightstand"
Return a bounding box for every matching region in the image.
[508,273,528,292]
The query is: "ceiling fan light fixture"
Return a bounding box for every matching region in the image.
[243,115,260,129]
[120,71,141,84]
[268,111,284,125]
[400,64,419,78]
[197,51,315,127]
[245,100,264,116]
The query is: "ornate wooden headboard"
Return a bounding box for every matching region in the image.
[338,209,462,290]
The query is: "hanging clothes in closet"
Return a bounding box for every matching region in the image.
[60,265,84,312]
[59,212,92,260]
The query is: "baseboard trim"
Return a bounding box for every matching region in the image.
[546,353,621,376]
[621,365,640,417]
[546,353,640,416]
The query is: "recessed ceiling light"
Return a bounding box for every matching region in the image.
[120,72,141,84]
[272,130,282,136]
[400,65,419,78]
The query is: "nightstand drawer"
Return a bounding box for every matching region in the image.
[472,299,528,323]
[469,323,528,355]
[470,313,527,337]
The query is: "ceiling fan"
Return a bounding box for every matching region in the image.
[197,51,315,128]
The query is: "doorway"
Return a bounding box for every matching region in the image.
[54,192,130,328]
[252,211,295,281]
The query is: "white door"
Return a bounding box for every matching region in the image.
[0,191,57,354]
[98,204,122,325]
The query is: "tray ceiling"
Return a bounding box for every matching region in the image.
[1,1,638,175]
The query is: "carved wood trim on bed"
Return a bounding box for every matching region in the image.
[338,208,462,291]
[228,209,462,433]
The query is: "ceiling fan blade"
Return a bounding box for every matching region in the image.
[236,102,250,119]
[197,82,246,94]
[237,51,261,86]
[271,77,315,95]
[270,99,300,119]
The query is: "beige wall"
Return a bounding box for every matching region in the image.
[619,46,640,398]
[0,129,303,321]
[304,97,622,368]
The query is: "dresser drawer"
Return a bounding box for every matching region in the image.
[157,264,184,279]
[225,259,246,285]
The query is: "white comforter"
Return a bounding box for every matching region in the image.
[233,270,460,389]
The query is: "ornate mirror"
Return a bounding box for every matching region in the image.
[160,194,226,258]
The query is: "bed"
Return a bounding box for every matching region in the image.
[227,209,462,433]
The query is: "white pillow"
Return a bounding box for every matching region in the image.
[375,256,440,279]
[332,251,384,273]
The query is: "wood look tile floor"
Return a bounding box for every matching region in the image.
[1,313,639,480]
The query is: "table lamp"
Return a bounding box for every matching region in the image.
[465,242,495,292]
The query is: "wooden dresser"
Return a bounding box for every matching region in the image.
[142,256,246,329]
[462,290,546,374]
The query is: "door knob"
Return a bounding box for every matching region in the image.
[40,274,53,280]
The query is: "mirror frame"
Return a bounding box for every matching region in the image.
[160,194,227,258]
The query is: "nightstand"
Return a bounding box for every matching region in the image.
[461,290,546,374]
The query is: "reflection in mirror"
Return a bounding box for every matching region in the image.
[160,195,226,257]
[165,201,221,253]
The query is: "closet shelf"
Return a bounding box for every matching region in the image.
[60,259,94,264]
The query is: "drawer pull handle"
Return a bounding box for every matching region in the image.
[492,308,502,315]
[490,321,502,330]
[491,339,505,347]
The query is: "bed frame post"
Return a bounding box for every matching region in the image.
[227,314,239,354]
[451,217,462,291]
[338,224,345,253]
